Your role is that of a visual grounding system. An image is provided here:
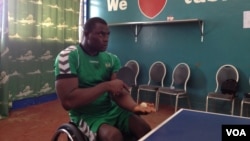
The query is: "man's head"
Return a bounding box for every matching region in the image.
[82,17,110,55]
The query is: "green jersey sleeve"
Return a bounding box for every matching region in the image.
[54,45,79,78]
[109,53,121,74]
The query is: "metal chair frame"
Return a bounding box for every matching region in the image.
[125,60,140,86]
[124,60,140,94]
[136,61,167,108]
[240,77,250,117]
[205,64,239,115]
[156,63,191,112]
[240,97,250,117]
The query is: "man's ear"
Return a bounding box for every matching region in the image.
[84,31,89,37]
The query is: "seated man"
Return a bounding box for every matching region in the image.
[54,17,156,141]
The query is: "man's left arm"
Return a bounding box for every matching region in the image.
[111,73,156,114]
[110,55,155,114]
[112,88,156,115]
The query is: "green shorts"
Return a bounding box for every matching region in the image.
[71,105,132,134]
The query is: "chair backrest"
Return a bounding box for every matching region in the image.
[117,66,136,87]
[125,60,139,86]
[147,61,167,87]
[215,64,239,92]
[171,63,190,91]
[124,60,140,85]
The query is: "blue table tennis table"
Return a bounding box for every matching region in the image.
[139,108,250,141]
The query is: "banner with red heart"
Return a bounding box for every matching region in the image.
[138,0,167,19]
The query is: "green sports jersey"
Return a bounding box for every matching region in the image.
[54,45,132,137]
[54,44,121,116]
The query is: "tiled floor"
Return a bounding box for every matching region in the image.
[0,99,175,141]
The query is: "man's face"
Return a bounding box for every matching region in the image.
[86,23,110,52]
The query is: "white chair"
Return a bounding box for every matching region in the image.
[205,64,239,115]
[136,61,167,109]
[156,63,191,112]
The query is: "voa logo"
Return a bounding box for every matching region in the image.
[226,129,247,136]
[107,0,127,11]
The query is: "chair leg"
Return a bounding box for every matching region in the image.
[175,95,179,112]
[247,104,249,117]
[155,91,160,111]
[187,96,191,109]
[136,89,140,104]
[240,100,244,116]
[129,87,132,95]
[231,99,235,115]
[206,97,209,112]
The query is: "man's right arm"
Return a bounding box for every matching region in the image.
[55,77,109,111]
[55,77,126,111]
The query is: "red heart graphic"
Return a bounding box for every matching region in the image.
[138,0,167,19]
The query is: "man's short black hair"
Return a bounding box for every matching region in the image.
[84,17,107,32]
